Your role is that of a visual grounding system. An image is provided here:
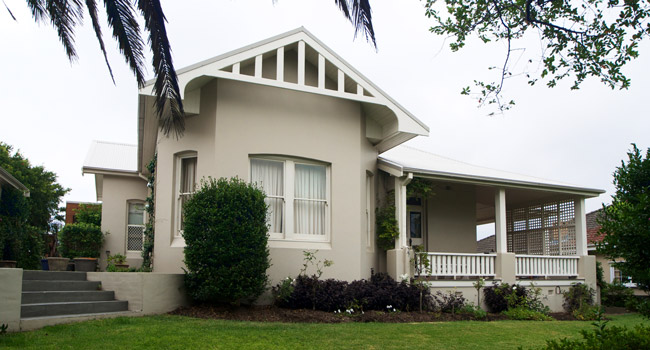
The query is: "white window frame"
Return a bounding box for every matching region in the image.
[174,152,197,238]
[250,156,331,243]
[609,263,637,288]
[126,200,146,254]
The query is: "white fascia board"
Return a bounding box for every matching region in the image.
[399,166,604,198]
[377,159,404,177]
[82,167,141,178]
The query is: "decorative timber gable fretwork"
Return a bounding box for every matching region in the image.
[139,27,429,153]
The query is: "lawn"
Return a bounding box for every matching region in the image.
[1,314,646,350]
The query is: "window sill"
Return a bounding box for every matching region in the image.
[267,239,331,250]
[171,236,186,248]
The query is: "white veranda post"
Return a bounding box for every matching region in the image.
[574,198,588,256]
[394,174,413,249]
[495,188,507,254]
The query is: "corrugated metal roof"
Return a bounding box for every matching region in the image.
[83,140,137,173]
[379,145,604,195]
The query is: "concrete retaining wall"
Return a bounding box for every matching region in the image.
[0,268,22,332]
[86,272,189,314]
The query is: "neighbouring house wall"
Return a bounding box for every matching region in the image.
[592,252,648,296]
[0,268,22,332]
[87,272,189,314]
[100,175,148,270]
[153,78,378,285]
[426,183,477,253]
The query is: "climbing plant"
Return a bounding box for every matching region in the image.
[376,190,398,251]
[407,178,436,199]
[141,154,156,271]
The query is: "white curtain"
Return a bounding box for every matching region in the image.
[251,159,284,233]
[294,163,326,235]
[181,157,197,193]
[128,203,145,225]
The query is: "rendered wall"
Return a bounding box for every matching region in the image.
[0,268,22,332]
[87,272,189,314]
[153,77,379,285]
[426,183,477,253]
[100,175,148,270]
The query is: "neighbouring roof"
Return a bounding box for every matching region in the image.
[477,235,496,253]
[82,140,138,175]
[378,145,604,197]
[0,165,30,196]
[587,208,605,244]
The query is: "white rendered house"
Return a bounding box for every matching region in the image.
[83,28,603,310]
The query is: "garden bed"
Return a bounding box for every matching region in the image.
[169,305,584,323]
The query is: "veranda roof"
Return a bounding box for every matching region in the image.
[378,145,604,197]
[82,140,138,175]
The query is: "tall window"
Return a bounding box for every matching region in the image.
[251,157,329,241]
[176,153,197,236]
[366,172,374,249]
[127,202,145,251]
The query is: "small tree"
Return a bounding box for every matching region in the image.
[74,204,101,227]
[598,145,650,293]
[183,177,270,304]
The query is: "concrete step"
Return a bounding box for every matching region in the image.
[22,271,87,281]
[22,290,115,304]
[21,300,129,318]
[22,280,101,292]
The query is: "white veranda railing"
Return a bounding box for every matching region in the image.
[416,252,496,278]
[515,255,579,278]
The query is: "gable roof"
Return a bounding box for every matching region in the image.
[137,27,430,173]
[379,145,604,197]
[82,140,138,175]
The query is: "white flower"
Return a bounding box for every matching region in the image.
[393,308,396,312]
[386,305,392,309]
[399,274,409,282]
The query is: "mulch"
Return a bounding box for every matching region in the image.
[169,304,579,323]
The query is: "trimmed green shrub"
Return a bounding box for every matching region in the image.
[59,223,104,258]
[183,177,270,304]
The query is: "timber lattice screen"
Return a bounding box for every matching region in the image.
[507,200,576,256]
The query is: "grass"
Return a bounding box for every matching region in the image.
[0,313,647,350]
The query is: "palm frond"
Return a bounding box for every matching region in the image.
[25,0,46,21]
[45,0,84,60]
[85,0,114,83]
[4,1,17,21]
[104,0,145,85]
[350,0,376,48]
[334,0,376,48]
[334,0,350,19]
[137,0,184,138]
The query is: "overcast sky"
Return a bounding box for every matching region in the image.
[1,1,648,237]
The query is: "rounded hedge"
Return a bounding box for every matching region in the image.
[183,177,270,304]
[59,223,104,258]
